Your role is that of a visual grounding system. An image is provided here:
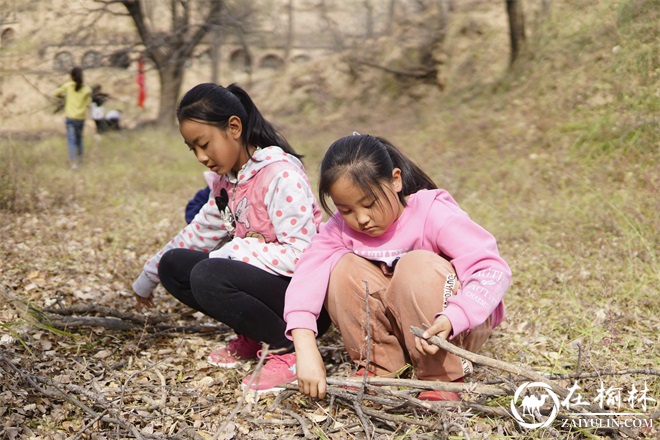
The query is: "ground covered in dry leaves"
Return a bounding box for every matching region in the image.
[0,173,657,439]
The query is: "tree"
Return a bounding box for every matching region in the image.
[98,0,224,126]
[505,0,526,65]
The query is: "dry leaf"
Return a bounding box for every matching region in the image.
[93,349,113,359]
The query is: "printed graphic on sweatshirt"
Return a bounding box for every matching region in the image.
[215,188,236,235]
[354,247,411,266]
[235,196,251,228]
[463,268,508,311]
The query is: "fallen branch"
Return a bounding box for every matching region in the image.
[411,325,569,397]
[42,305,175,324]
[213,344,271,440]
[2,286,229,335]
[328,376,510,396]
[41,309,229,334]
[44,315,229,334]
[348,56,437,79]
[409,326,639,439]
[546,369,660,380]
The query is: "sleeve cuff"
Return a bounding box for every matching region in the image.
[437,303,470,340]
[132,272,159,298]
[285,311,319,340]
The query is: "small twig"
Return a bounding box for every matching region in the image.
[546,369,660,379]
[359,404,437,429]
[477,366,518,392]
[352,400,372,439]
[282,409,313,439]
[351,280,373,403]
[447,423,471,440]
[154,366,168,408]
[323,395,335,432]
[266,389,296,412]
[249,417,298,426]
[67,410,108,440]
[576,342,583,374]
[213,344,271,440]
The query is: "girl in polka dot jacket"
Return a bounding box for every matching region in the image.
[132,83,330,393]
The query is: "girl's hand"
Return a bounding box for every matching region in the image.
[292,329,327,398]
[414,315,453,355]
[134,292,154,310]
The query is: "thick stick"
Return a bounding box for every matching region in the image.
[410,326,639,439]
[410,325,570,398]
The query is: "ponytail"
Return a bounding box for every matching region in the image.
[70,67,83,92]
[177,83,300,160]
[226,84,297,157]
[318,134,436,214]
[377,137,437,199]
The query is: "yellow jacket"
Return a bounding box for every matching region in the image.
[55,81,92,120]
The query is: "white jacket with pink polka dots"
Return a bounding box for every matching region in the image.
[132,146,322,298]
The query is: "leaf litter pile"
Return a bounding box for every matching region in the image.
[1,197,658,439]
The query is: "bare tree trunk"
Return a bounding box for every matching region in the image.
[158,63,184,126]
[438,0,449,29]
[210,26,221,84]
[285,0,294,61]
[121,0,224,126]
[541,0,551,20]
[364,0,374,38]
[210,3,224,84]
[387,0,396,34]
[506,0,526,65]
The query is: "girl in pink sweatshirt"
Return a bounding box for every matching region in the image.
[132,83,330,393]
[283,134,511,401]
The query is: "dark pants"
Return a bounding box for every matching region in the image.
[158,248,331,350]
[94,119,108,134]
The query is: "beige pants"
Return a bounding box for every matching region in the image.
[325,250,493,382]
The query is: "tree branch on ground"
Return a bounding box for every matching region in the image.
[348,56,437,80]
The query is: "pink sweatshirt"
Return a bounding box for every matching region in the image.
[133,146,322,298]
[284,189,511,339]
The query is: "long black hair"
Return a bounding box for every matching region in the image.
[70,66,83,91]
[176,83,299,159]
[318,134,437,215]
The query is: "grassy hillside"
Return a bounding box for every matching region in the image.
[0,0,657,438]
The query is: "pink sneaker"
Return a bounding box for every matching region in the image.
[418,377,464,401]
[417,389,461,401]
[352,367,376,379]
[241,352,297,394]
[208,334,261,368]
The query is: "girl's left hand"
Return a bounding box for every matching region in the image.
[414,315,453,355]
[134,292,155,310]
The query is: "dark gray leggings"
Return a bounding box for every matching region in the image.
[158,248,330,350]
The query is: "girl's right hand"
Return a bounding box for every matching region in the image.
[292,329,327,398]
[134,292,154,310]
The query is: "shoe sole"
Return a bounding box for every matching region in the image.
[240,380,298,395]
[208,359,241,368]
[208,354,259,368]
